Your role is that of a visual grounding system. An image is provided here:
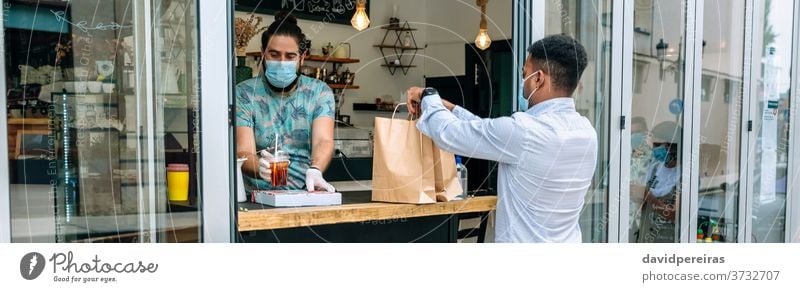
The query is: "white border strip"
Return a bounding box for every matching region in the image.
[617,0,634,243]
[607,0,626,243]
[688,0,704,244]
[680,0,699,243]
[532,0,545,41]
[142,0,158,243]
[0,2,10,243]
[743,0,763,243]
[787,0,800,243]
[738,0,755,243]
[199,0,234,242]
[512,0,522,112]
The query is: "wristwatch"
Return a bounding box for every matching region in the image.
[419,87,438,101]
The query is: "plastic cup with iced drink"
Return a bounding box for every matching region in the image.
[270,151,290,187]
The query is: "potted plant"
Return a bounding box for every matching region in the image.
[234,14,266,84]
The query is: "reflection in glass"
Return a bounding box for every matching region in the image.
[4,0,201,242]
[695,0,746,243]
[751,0,793,243]
[545,0,612,242]
[629,0,686,243]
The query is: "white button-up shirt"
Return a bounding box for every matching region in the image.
[417,95,598,242]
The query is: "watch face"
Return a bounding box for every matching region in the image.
[423,88,437,96]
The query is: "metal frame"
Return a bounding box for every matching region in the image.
[617,0,634,243]
[743,0,762,244]
[511,1,522,112]
[605,0,625,243]
[531,0,545,41]
[198,0,235,242]
[787,0,800,243]
[512,0,535,112]
[0,4,10,243]
[685,0,703,243]
[140,0,158,243]
[738,0,755,244]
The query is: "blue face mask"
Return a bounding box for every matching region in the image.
[652,145,668,162]
[265,60,299,88]
[517,71,540,112]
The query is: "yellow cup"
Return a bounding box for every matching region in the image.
[166,164,189,201]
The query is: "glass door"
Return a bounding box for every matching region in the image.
[544,0,614,242]
[2,0,203,242]
[693,0,747,243]
[746,0,796,243]
[626,0,688,243]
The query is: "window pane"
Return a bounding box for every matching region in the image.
[4,0,202,243]
[695,0,746,243]
[545,0,613,242]
[629,0,686,243]
[751,0,793,243]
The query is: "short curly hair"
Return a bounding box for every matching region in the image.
[527,34,588,94]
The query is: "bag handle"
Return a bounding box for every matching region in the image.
[392,103,408,120]
[392,103,417,121]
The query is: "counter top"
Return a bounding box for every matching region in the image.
[237,191,496,231]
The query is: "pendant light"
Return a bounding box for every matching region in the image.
[351,0,370,31]
[475,0,491,50]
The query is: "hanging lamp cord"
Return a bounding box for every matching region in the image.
[477,0,488,29]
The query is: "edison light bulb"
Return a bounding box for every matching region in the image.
[351,1,370,31]
[475,28,491,50]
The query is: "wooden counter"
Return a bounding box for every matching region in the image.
[237,194,496,232]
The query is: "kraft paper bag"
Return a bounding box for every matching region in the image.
[372,115,437,204]
[371,105,463,204]
[431,141,463,202]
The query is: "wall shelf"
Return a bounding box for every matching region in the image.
[375,21,420,76]
[327,84,359,90]
[305,55,360,63]
[353,103,407,112]
[373,45,424,50]
[381,26,417,31]
[245,52,360,64]
[381,64,417,68]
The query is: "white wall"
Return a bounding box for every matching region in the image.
[423,0,513,78]
[235,0,427,128]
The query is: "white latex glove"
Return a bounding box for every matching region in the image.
[258,150,273,182]
[305,168,335,192]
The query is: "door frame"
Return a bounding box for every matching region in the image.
[0,1,10,243]
[786,0,800,243]
[0,0,235,243]
[198,0,235,243]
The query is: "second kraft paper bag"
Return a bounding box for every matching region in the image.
[371,107,462,204]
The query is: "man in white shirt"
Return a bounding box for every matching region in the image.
[406,35,598,242]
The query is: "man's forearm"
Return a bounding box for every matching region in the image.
[238,151,260,178]
[311,140,334,171]
[442,99,456,111]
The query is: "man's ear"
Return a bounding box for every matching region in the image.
[534,70,546,89]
